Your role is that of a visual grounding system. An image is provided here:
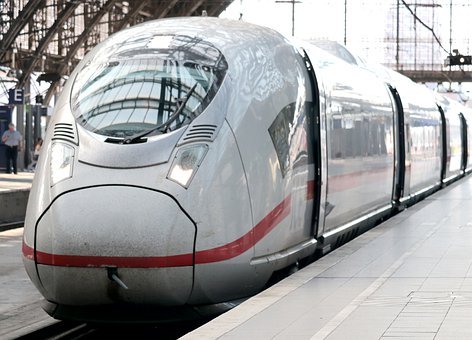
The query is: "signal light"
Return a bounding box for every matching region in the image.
[445,54,472,66]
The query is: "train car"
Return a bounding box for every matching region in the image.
[378,68,444,204]
[22,17,471,323]
[301,42,397,251]
[462,107,472,173]
[436,94,469,181]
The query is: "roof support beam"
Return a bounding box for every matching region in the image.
[190,0,206,16]
[179,0,206,16]
[18,1,81,88]
[114,0,150,31]
[156,0,180,19]
[208,0,235,16]
[399,70,472,83]
[0,0,44,61]
[12,0,235,105]
[66,0,118,61]
[44,0,119,104]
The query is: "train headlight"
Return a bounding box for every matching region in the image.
[167,144,208,188]
[50,142,75,186]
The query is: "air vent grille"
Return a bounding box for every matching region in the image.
[182,124,217,143]
[52,123,76,144]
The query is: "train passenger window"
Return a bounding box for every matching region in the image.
[269,102,312,177]
[71,35,228,139]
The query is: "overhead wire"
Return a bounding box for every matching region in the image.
[400,0,449,54]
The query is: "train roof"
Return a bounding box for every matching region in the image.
[77,17,291,69]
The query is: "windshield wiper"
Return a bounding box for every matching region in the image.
[121,83,198,144]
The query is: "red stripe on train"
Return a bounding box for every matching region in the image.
[22,195,292,268]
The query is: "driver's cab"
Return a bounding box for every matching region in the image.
[70,34,228,143]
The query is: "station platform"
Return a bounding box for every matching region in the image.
[0,227,57,339]
[0,172,34,192]
[184,175,472,339]
[0,172,34,228]
[1,174,471,338]
[0,172,53,337]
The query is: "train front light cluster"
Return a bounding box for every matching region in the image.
[50,142,75,186]
[167,144,208,188]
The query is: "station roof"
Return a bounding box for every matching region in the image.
[0,0,234,104]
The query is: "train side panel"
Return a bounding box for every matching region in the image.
[225,34,316,271]
[437,95,466,183]
[406,106,442,196]
[380,70,442,202]
[463,109,472,173]
[304,46,395,247]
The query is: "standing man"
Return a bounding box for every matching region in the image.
[2,123,23,174]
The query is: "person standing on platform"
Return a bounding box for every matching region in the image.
[2,123,23,174]
[27,137,43,171]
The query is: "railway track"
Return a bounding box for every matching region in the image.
[0,220,24,232]
[16,319,211,339]
[16,322,92,339]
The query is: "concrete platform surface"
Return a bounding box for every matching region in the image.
[0,172,34,192]
[183,175,472,339]
[2,174,472,339]
[0,172,34,226]
[0,228,56,339]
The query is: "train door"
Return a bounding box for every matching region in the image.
[252,46,323,267]
[463,111,472,173]
[301,49,323,241]
[438,105,448,182]
[387,85,406,204]
[459,112,468,171]
[439,105,464,183]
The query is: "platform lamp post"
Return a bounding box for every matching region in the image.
[275,0,301,37]
[24,97,32,169]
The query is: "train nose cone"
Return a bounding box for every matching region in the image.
[33,186,195,305]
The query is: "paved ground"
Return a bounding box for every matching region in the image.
[0,172,34,227]
[0,172,34,192]
[184,175,472,339]
[0,228,56,339]
[3,172,472,339]
[0,173,51,338]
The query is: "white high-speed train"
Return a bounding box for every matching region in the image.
[23,17,472,322]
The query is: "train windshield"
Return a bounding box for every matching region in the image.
[71,35,228,139]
